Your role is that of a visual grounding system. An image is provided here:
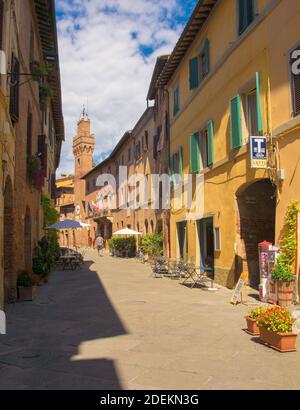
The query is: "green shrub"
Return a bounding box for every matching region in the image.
[140,233,163,256]
[108,236,136,257]
[32,235,60,279]
[271,257,295,282]
[17,271,39,287]
[32,194,60,279]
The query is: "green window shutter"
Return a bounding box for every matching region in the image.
[255,72,263,135]
[204,38,210,75]
[189,57,199,90]
[173,87,179,116]
[239,0,255,34]
[207,120,214,166]
[230,95,242,149]
[190,132,200,173]
[179,145,183,176]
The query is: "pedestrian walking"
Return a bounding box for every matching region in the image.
[95,234,104,256]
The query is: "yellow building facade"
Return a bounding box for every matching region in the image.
[160,0,300,288]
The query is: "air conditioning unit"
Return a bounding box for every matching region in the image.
[0,50,6,75]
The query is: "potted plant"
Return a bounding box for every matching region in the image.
[17,271,39,302]
[245,306,266,336]
[140,233,163,262]
[257,306,297,352]
[271,259,295,308]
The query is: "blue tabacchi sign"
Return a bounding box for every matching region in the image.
[250,136,267,169]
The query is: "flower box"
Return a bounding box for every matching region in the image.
[18,286,37,302]
[245,316,260,336]
[259,327,297,353]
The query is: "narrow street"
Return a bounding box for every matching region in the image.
[0,251,299,390]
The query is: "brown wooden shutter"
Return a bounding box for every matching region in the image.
[9,54,20,123]
[291,46,300,116]
[51,174,56,199]
[26,111,32,159]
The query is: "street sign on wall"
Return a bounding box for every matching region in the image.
[250,136,267,169]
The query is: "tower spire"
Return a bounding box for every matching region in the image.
[80,104,89,121]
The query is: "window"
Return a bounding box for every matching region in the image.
[9,54,20,123]
[173,85,179,116]
[30,25,34,61]
[153,130,160,160]
[214,227,221,252]
[246,90,259,136]
[190,132,200,173]
[38,134,47,173]
[230,95,242,149]
[171,146,183,177]
[240,72,263,142]
[26,108,32,161]
[200,130,208,169]
[145,131,149,149]
[189,57,199,90]
[291,45,300,117]
[199,120,214,169]
[135,141,141,160]
[238,0,255,35]
[189,39,210,90]
[48,112,54,147]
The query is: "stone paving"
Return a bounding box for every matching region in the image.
[0,250,299,390]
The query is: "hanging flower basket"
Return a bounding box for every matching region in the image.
[27,156,45,191]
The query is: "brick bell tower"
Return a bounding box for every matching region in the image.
[72,107,95,245]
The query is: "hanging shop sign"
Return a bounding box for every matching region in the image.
[250,136,267,169]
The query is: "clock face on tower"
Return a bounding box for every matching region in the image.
[75,205,81,217]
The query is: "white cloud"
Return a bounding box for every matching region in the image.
[56,0,187,175]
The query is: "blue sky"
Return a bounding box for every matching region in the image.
[55,0,198,174]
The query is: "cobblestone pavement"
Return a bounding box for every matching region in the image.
[0,250,299,390]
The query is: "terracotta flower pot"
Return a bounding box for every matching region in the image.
[259,327,298,352]
[18,286,37,302]
[245,316,260,336]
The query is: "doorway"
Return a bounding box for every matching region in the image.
[236,179,276,288]
[4,177,15,303]
[198,218,214,278]
[24,207,32,270]
[177,221,187,259]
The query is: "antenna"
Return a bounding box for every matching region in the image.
[86,96,89,118]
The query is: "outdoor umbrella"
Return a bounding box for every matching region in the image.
[47,219,82,230]
[113,228,143,236]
